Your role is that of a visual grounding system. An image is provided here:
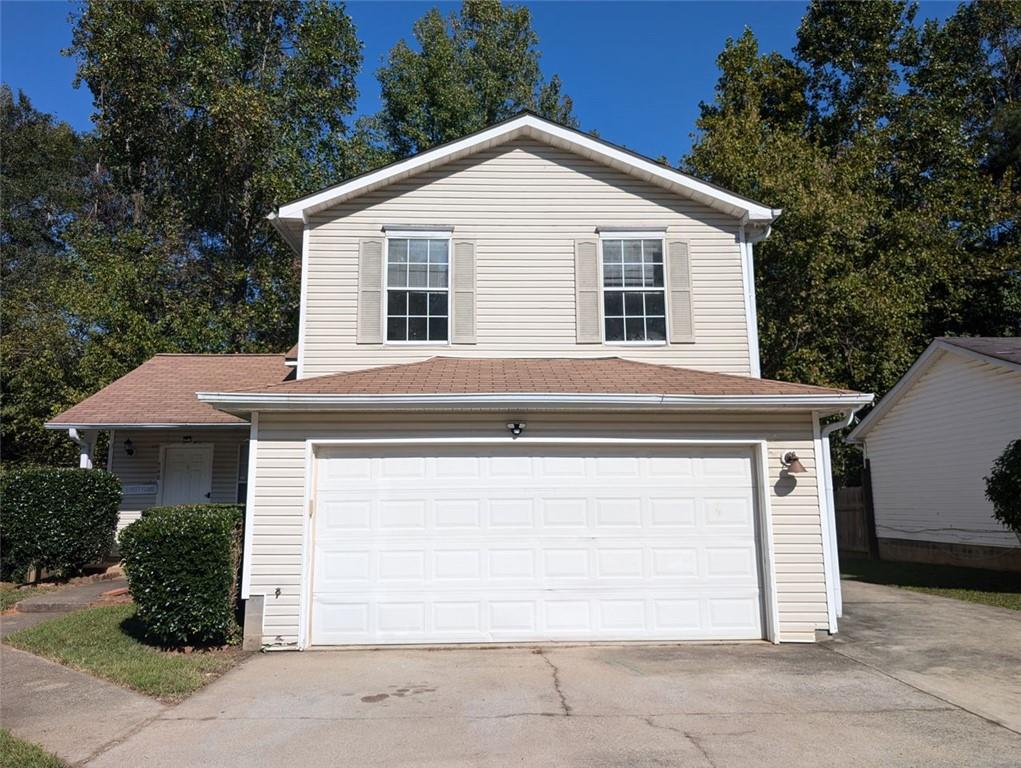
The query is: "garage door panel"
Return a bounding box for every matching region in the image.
[311,446,763,644]
[311,588,763,644]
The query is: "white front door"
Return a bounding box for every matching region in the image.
[160,445,214,506]
[310,444,763,646]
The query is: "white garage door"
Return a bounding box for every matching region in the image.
[310,445,763,645]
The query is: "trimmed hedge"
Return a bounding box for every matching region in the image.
[119,504,244,646]
[0,466,121,582]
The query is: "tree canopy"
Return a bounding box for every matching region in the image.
[368,0,576,159]
[687,0,1020,399]
[2,0,1016,480]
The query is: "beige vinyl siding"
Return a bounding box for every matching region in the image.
[249,411,825,646]
[109,428,247,531]
[302,139,752,376]
[865,352,1021,549]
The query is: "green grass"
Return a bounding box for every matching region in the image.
[0,583,52,612]
[0,729,65,768]
[3,605,245,702]
[842,558,1021,610]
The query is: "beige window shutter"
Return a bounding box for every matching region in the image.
[356,238,384,344]
[667,240,694,343]
[451,239,477,344]
[575,239,601,343]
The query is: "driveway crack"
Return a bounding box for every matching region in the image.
[643,716,717,767]
[537,650,571,716]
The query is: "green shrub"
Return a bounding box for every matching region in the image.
[986,439,1021,539]
[119,504,244,646]
[0,466,121,582]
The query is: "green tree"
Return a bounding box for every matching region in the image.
[687,2,1020,482]
[985,439,1021,540]
[373,0,576,159]
[68,0,364,351]
[0,87,90,465]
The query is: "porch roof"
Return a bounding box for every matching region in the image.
[47,354,292,429]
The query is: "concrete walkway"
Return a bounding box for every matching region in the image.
[833,578,1021,733]
[0,646,165,765]
[1,577,128,637]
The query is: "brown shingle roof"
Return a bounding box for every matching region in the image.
[48,354,292,427]
[285,343,298,361]
[229,357,858,397]
[940,336,1021,366]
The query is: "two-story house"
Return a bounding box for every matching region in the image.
[49,113,872,648]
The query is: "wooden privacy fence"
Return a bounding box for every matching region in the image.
[835,486,870,555]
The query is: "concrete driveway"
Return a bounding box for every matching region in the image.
[81,581,1020,768]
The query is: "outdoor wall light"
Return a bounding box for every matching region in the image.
[781,451,807,474]
[506,422,526,438]
[123,438,134,456]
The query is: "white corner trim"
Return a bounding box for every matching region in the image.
[739,226,762,378]
[241,413,259,600]
[813,415,838,633]
[296,436,781,648]
[754,441,781,644]
[275,114,780,224]
[296,224,310,380]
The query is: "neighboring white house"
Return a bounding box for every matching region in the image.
[847,337,1021,571]
[49,112,873,649]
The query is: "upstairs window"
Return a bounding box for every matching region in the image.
[601,238,666,342]
[386,237,449,342]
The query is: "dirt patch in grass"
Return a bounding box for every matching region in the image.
[0,728,65,768]
[842,557,1021,611]
[3,605,248,702]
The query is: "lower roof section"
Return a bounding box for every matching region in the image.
[198,357,872,416]
[47,354,292,429]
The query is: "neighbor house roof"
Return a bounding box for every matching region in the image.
[939,336,1021,366]
[847,337,1021,443]
[47,354,292,429]
[197,357,871,413]
[268,112,781,253]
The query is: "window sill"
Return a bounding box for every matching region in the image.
[602,341,670,346]
[383,341,452,347]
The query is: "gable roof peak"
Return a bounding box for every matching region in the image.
[269,112,780,251]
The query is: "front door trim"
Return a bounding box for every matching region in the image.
[296,436,779,650]
[157,443,214,506]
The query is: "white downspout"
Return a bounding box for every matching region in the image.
[68,428,96,469]
[818,407,866,623]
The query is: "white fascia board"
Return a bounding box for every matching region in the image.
[274,114,780,224]
[45,422,249,430]
[197,391,874,413]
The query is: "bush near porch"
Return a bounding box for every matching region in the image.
[119,504,243,647]
[0,467,121,582]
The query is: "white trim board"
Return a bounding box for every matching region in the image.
[293,436,781,649]
[273,114,780,231]
[46,422,249,430]
[198,392,874,413]
[241,413,259,600]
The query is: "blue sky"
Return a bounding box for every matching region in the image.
[1,0,956,163]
